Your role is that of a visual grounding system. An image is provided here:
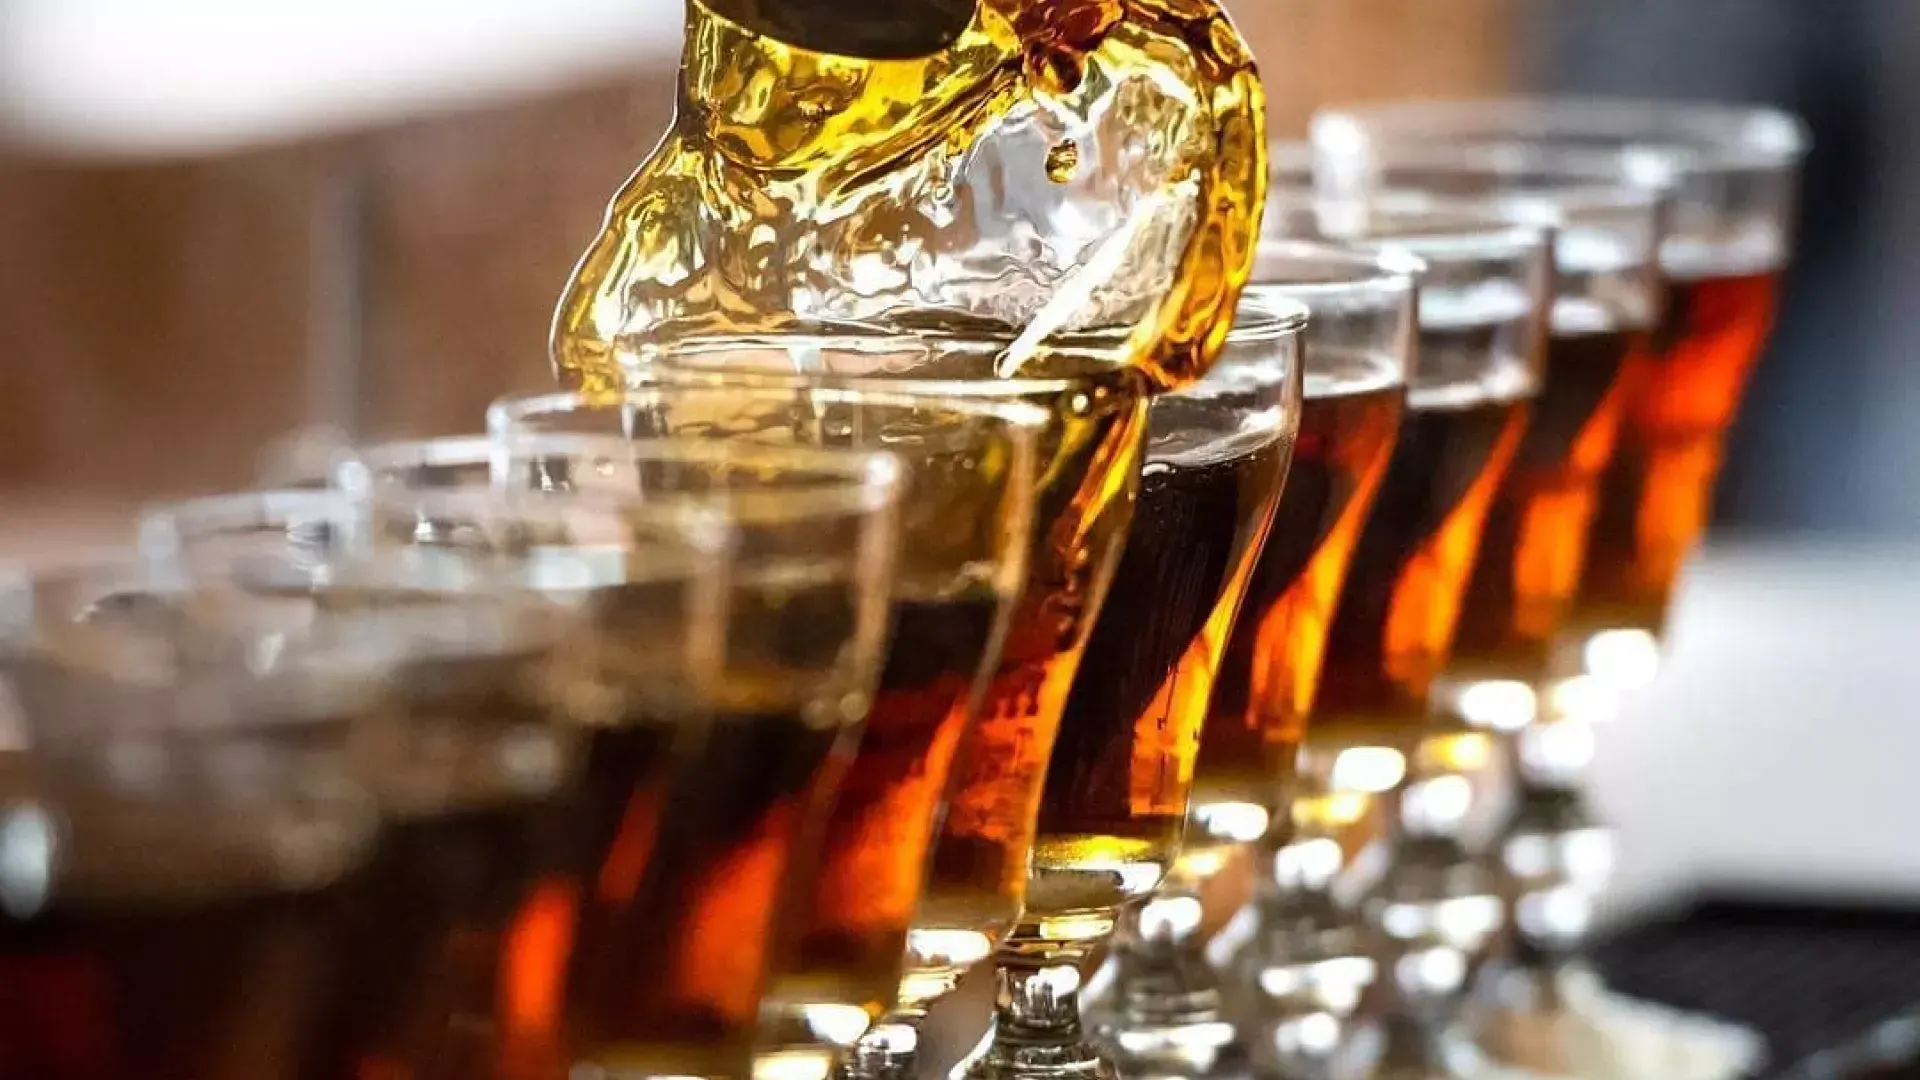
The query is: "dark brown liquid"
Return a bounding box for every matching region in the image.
[1577,269,1782,635]
[1187,364,1402,844]
[1452,326,1643,675]
[555,703,845,1079]
[764,590,1002,1031]
[700,0,976,58]
[1314,384,1528,742]
[1028,429,1289,919]
[0,648,589,1080]
[0,868,366,1080]
[0,582,856,1080]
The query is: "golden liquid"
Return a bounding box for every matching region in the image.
[757,589,1000,1050]
[551,0,1267,393]
[1451,326,1645,679]
[1313,388,1530,745]
[634,338,1152,1012]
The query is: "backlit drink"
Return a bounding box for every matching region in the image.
[1577,265,1781,635]
[1019,301,1304,943]
[1310,98,1807,654]
[1029,424,1292,919]
[1313,269,1541,745]
[1185,349,1402,857]
[624,332,1152,1028]
[1313,375,1528,740]
[1451,209,1664,678]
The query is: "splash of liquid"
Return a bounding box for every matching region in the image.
[551,0,1267,392]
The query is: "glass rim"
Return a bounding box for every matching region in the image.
[1252,238,1427,297]
[1275,137,1667,218]
[1363,219,1552,265]
[1277,191,1567,259]
[137,488,359,552]
[612,331,1147,399]
[619,317,1301,411]
[367,428,907,530]
[494,381,1053,442]
[0,550,451,682]
[1228,292,1312,341]
[358,483,738,568]
[1312,96,1810,174]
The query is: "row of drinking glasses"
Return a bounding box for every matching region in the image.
[1086,97,1805,1080]
[0,93,1805,1080]
[0,302,1312,1080]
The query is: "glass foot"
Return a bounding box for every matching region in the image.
[1457,962,1763,1080]
[837,1022,920,1080]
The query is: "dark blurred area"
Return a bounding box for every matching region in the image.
[1528,0,1910,535]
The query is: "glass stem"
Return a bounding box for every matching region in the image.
[1087,873,1244,1075]
[1487,713,1613,976]
[1459,712,1616,1076]
[1226,774,1375,1080]
[1350,733,1504,1079]
[959,949,1114,1080]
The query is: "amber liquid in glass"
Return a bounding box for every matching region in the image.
[1182,353,1403,860]
[905,362,1149,1001]
[761,588,1003,1037]
[1452,319,1643,676]
[0,646,669,1080]
[1022,420,1289,940]
[1313,378,1529,745]
[1576,268,1782,635]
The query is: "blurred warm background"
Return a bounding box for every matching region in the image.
[6,1,1920,1068]
[3,0,1915,893]
[0,0,1518,516]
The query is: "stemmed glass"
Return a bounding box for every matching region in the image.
[1311,98,1809,1080]
[954,294,1307,1080]
[143,427,909,1079]
[364,428,907,1078]
[1257,210,1552,1080]
[1306,146,1668,697]
[1304,126,1671,1077]
[1093,240,1419,1078]
[0,541,613,1077]
[626,303,1307,1080]
[489,378,1048,1080]
[624,329,1155,1080]
[1312,98,1808,661]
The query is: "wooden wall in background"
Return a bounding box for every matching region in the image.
[0,0,1512,506]
[1231,0,1520,136]
[0,150,323,496]
[0,75,676,503]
